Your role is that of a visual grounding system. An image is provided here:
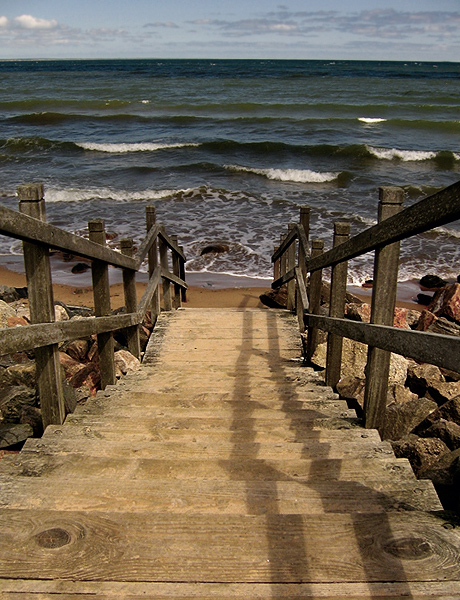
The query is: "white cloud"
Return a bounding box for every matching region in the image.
[0,16,9,28]
[14,14,58,30]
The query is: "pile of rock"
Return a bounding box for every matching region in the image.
[0,285,152,449]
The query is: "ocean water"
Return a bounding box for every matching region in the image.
[0,59,459,285]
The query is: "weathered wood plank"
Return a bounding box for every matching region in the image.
[2,580,460,599]
[0,510,458,582]
[304,314,460,373]
[158,228,187,262]
[0,477,441,513]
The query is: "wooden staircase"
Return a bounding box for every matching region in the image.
[0,308,459,598]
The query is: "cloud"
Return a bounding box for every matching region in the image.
[14,14,58,30]
[144,22,179,29]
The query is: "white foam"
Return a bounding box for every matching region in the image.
[44,187,177,203]
[367,146,436,161]
[358,117,387,124]
[225,165,339,183]
[77,142,199,153]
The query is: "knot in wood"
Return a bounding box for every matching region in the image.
[34,527,71,549]
[383,537,432,560]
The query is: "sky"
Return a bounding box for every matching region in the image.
[0,0,459,61]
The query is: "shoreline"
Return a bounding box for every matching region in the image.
[0,255,424,311]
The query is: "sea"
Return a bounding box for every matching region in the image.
[0,59,459,288]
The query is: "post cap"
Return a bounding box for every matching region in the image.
[379,186,404,205]
[311,239,324,249]
[333,221,351,236]
[17,183,44,202]
[88,219,105,232]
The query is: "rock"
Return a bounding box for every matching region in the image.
[69,363,100,394]
[336,376,366,407]
[59,352,86,379]
[417,293,433,306]
[64,339,90,362]
[419,274,447,291]
[428,283,460,322]
[387,383,418,406]
[200,244,229,256]
[426,381,460,406]
[416,310,460,336]
[382,397,438,440]
[6,316,29,327]
[345,303,371,322]
[6,364,36,389]
[391,434,450,477]
[406,362,445,397]
[62,381,78,414]
[20,405,43,437]
[0,285,27,303]
[415,396,460,431]
[71,262,90,274]
[259,287,288,309]
[114,350,141,377]
[310,338,409,385]
[362,280,373,289]
[0,386,37,423]
[54,304,69,322]
[0,300,16,328]
[0,423,33,448]
[419,419,460,451]
[421,447,460,487]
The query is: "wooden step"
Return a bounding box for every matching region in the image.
[0,509,458,583]
[0,476,441,513]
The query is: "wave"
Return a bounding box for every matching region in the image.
[225,164,340,183]
[44,186,178,203]
[358,117,387,124]
[367,146,437,161]
[77,141,199,153]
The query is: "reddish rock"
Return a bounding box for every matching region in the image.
[6,316,29,328]
[65,339,89,363]
[59,353,84,379]
[345,303,371,322]
[428,283,460,322]
[69,363,100,394]
[415,309,438,331]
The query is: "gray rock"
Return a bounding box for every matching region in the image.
[0,299,16,328]
[0,423,33,448]
[406,363,445,397]
[382,397,438,441]
[415,395,460,432]
[426,381,460,406]
[0,386,37,423]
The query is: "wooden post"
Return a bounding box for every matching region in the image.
[305,239,324,362]
[279,234,287,281]
[146,206,161,325]
[287,223,296,311]
[325,221,351,388]
[364,187,404,431]
[296,206,310,332]
[273,245,280,282]
[88,219,116,389]
[171,235,182,309]
[159,226,172,311]
[179,245,187,303]
[18,183,65,428]
[120,238,141,360]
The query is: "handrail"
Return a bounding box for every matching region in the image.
[0,183,187,429]
[271,181,460,434]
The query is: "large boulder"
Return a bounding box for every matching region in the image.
[419,419,460,451]
[406,363,445,397]
[415,395,460,431]
[382,397,438,441]
[114,350,141,377]
[428,283,460,322]
[0,386,37,423]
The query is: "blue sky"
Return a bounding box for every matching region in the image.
[0,0,459,61]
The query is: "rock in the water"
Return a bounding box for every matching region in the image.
[382,397,438,441]
[419,274,447,291]
[200,244,229,256]
[392,434,450,477]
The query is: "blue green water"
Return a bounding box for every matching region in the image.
[0,59,459,283]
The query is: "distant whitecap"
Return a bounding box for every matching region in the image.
[225,165,339,183]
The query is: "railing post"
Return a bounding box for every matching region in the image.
[120,238,141,360]
[287,223,296,311]
[325,222,351,388]
[364,187,404,431]
[273,245,280,282]
[279,234,287,281]
[171,235,182,309]
[18,183,65,428]
[159,226,172,311]
[146,206,161,325]
[296,206,311,332]
[179,244,187,303]
[88,219,116,389]
[305,239,324,362]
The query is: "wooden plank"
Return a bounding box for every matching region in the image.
[307,180,460,272]
[0,477,441,513]
[305,240,324,362]
[0,510,458,582]
[304,314,460,373]
[2,580,460,599]
[0,203,136,270]
[134,222,160,266]
[272,266,296,289]
[161,267,187,289]
[272,225,298,263]
[158,228,187,262]
[121,238,141,360]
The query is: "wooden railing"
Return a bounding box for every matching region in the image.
[272,181,460,434]
[0,183,187,428]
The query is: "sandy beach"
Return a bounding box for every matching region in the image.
[0,256,423,312]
